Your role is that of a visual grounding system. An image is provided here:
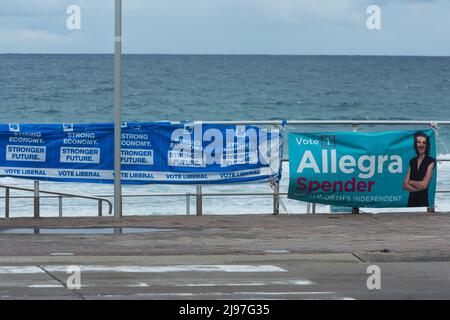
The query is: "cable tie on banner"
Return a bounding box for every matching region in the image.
[278,197,289,215]
[268,178,290,215]
[279,120,287,132]
[430,121,439,136]
[268,178,276,189]
[430,121,450,156]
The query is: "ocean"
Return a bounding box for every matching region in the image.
[1,54,450,217]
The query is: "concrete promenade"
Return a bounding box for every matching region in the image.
[0,212,449,299]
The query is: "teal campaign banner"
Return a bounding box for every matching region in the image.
[288,129,437,208]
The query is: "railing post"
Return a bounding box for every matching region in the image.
[196,185,203,216]
[273,181,280,215]
[58,196,63,217]
[5,188,10,219]
[113,0,123,220]
[312,203,316,214]
[98,199,103,217]
[34,181,40,219]
[306,202,311,214]
[186,193,191,215]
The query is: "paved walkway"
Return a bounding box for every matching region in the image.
[0,213,449,261]
[1,213,450,299]
[2,257,450,300]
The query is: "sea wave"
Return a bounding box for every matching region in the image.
[1,159,450,217]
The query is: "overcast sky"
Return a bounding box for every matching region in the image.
[1,0,449,55]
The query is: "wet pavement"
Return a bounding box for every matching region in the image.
[0,212,449,299]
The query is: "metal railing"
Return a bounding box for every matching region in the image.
[1,120,449,218]
[0,183,112,219]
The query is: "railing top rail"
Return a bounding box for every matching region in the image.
[2,190,449,200]
[282,158,450,162]
[196,120,450,125]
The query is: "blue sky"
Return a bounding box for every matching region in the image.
[1,0,449,55]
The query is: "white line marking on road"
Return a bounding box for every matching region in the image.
[95,291,336,298]
[49,253,74,256]
[264,249,291,254]
[28,284,65,288]
[235,292,335,295]
[74,282,150,288]
[11,279,314,289]
[15,282,149,289]
[176,280,314,287]
[305,297,356,300]
[0,266,45,274]
[272,280,315,285]
[126,282,149,287]
[43,265,287,273]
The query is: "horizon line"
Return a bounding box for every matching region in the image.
[1,53,450,58]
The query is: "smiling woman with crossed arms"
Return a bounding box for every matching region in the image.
[403,131,436,207]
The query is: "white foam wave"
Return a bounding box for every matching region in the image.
[1,159,449,217]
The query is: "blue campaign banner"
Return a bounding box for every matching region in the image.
[288,129,437,208]
[0,122,284,185]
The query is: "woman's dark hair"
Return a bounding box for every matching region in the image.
[413,131,430,155]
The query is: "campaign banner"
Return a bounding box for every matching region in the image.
[0,122,283,185]
[288,129,437,208]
